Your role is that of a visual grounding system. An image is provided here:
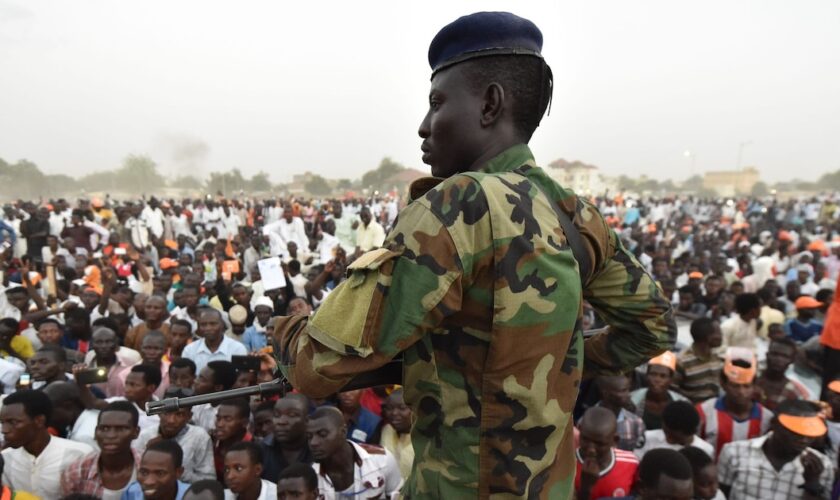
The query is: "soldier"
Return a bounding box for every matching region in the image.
[275,11,674,499]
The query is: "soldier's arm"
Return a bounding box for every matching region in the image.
[273,199,468,398]
[583,229,675,376]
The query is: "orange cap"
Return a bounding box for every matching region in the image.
[778,414,827,438]
[688,271,704,279]
[807,240,827,251]
[649,351,677,372]
[828,380,840,394]
[723,347,756,384]
[163,239,178,250]
[159,258,179,270]
[795,296,823,309]
[779,230,793,241]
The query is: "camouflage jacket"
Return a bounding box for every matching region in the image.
[274,144,675,499]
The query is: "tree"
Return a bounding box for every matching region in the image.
[117,155,165,193]
[751,181,769,197]
[170,175,203,190]
[360,157,405,190]
[248,171,272,192]
[336,178,353,190]
[304,175,331,196]
[206,168,247,195]
[681,175,704,192]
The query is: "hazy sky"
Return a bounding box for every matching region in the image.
[1,0,838,184]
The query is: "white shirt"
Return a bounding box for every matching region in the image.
[634,429,715,460]
[191,403,218,433]
[314,441,402,500]
[0,357,25,394]
[263,217,309,252]
[315,233,341,263]
[181,335,248,373]
[356,221,386,252]
[224,479,277,500]
[1,435,93,499]
[68,408,100,450]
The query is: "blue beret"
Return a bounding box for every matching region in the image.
[428,11,544,75]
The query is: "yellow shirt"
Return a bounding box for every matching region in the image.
[0,335,34,360]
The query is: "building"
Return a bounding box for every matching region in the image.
[703,167,760,197]
[546,158,616,197]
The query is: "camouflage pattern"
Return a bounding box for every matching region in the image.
[274,144,675,499]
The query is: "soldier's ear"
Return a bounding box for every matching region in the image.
[479,82,505,128]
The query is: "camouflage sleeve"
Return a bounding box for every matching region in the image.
[582,229,676,376]
[273,198,465,398]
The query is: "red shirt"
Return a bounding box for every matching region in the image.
[574,448,638,499]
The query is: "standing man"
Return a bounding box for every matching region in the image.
[275,11,673,498]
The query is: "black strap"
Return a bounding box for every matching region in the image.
[524,176,592,287]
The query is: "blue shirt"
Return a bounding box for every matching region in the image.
[242,324,270,352]
[347,406,381,444]
[121,480,189,500]
[0,220,16,246]
[785,318,823,343]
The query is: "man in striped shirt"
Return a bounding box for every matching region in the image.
[675,318,724,403]
[697,348,773,457]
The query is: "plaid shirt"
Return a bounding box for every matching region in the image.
[596,404,646,451]
[718,433,834,500]
[60,449,142,497]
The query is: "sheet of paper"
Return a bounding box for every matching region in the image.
[258,257,286,291]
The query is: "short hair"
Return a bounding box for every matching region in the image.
[288,260,301,274]
[678,285,694,295]
[92,317,119,332]
[816,288,834,303]
[206,360,237,390]
[0,317,20,331]
[679,446,713,477]
[130,364,162,388]
[310,406,344,428]
[64,307,91,323]
[776,399,822,417]
[226,441,263,465]
[689,317,715,343]
[35,318,62,330]
[219,397,251,420]
[734,293,761,315]
[638,448,693,490]
[183,480,225,500]
[278,462,318,491]
[170,318,193,333]
[99,400,140,427]
[145,439,183,468]
[459,55,552,141]
[662,401,700,436]
[37,344,67,363]
[170,357,196,375]
[254,399,276,414]
[4,390,52,422]
[141,329,168,346]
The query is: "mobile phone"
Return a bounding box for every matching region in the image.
[75,367,109,385]
[18,373,30,387]
[231,355,261,373]
[114,247,127,256]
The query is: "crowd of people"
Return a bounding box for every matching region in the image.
[0,192,838,499]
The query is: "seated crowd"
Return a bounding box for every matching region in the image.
[0,194,839,498]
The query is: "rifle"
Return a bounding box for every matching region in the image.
[146,359,402,416]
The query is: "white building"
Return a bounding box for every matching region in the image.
[546,158,616,197]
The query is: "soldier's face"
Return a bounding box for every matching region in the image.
[418,65,485,178]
